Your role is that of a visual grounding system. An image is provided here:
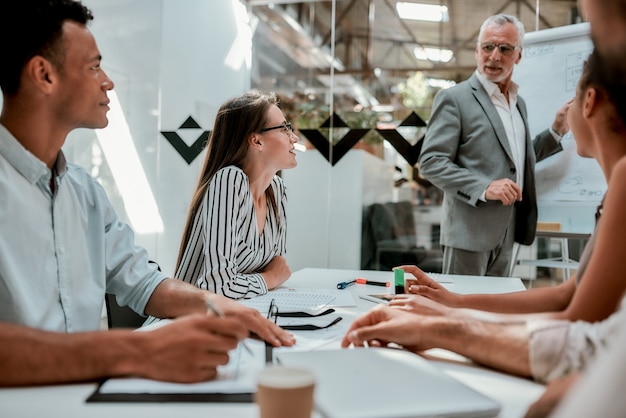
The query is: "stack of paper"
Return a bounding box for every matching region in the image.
[240,288,339,314]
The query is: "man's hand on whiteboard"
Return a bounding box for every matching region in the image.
[486,178,522,206]
[551,99,573,138]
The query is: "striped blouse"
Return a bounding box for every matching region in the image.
[176,166,288,299]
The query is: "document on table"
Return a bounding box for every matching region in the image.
[87,338,266,402]
[240,287,355,314]
[275,320,349,354]
[277,348,501,418]
[425,272,454,283]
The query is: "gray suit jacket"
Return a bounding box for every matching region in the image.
[418,73,562,251]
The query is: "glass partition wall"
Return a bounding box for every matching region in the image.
[38,0,580,278]
[64,0,255,275]
[251,1,439,273]
[249,0,580,276]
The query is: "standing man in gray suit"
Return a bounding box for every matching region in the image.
[418,14,567,277]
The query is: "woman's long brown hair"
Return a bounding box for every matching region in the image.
[175,91,279,273]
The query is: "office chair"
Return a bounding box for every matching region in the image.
[361,201,427,271]
[105,260,161,329]
[105,293,146,329]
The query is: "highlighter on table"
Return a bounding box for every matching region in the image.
[356,278,390,287]
[336,279,357,289]
[394,268,405,294]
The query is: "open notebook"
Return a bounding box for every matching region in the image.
[277,348,500,418]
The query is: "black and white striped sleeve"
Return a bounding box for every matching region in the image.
[199,168,268,299]
[273,175,288,255]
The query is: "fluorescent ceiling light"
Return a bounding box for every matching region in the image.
[95,91,164,235]
[427,78,456,89]
[414,46,453,63]
[396,2,449,22]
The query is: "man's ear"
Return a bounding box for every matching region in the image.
[24,56,56,94]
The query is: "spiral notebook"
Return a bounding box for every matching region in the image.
[240,288,345,314]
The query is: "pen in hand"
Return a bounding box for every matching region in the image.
[205,299,254,355]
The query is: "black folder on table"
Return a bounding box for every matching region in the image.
[86,383,252,403]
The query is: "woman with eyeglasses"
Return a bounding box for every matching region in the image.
[174,90,299,299]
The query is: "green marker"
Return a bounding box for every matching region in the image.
[394,268,405,294]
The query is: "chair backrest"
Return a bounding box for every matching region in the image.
[361,204,376,269]
[105,293,146,329]
[105,260,161,329]
[387,200,416,238]
[369,203,397,242]
[361,201,424,270]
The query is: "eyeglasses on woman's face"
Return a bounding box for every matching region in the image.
[259,121,294,135]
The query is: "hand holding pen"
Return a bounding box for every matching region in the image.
[205,299,254,355]
[204,296,296,348]
[136,306,248,383]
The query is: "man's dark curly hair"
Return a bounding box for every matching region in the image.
[0,0,93,96]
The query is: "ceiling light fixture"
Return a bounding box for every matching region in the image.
[396,2,449,22]
[427,78,456,89]
[414,46,454,63]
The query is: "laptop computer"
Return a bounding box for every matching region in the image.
[276,347,500,418]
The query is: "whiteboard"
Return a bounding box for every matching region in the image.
[514,22,603,233]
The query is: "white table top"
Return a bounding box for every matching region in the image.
[0,268,543,418]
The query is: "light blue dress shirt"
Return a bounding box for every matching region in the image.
[0,124,167,332]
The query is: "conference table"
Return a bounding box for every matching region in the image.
[0,268,545,418]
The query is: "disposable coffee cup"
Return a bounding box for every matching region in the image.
[255,366,316,418]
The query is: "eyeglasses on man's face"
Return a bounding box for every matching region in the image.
[259,121,294,135]
[479,42,520,56]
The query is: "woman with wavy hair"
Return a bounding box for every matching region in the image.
[176,91,298,299]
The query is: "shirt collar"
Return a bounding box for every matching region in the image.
[0,123,67,184]
[474,69,519,99]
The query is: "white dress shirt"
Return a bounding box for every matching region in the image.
[475,70,526,198]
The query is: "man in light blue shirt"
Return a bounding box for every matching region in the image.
[0,123,164,332]
[0,0,293,387]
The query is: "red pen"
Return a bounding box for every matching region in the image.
[356,278,390,287]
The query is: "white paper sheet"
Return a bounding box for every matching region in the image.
[98,339,266,394]
[240,288,355,314]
